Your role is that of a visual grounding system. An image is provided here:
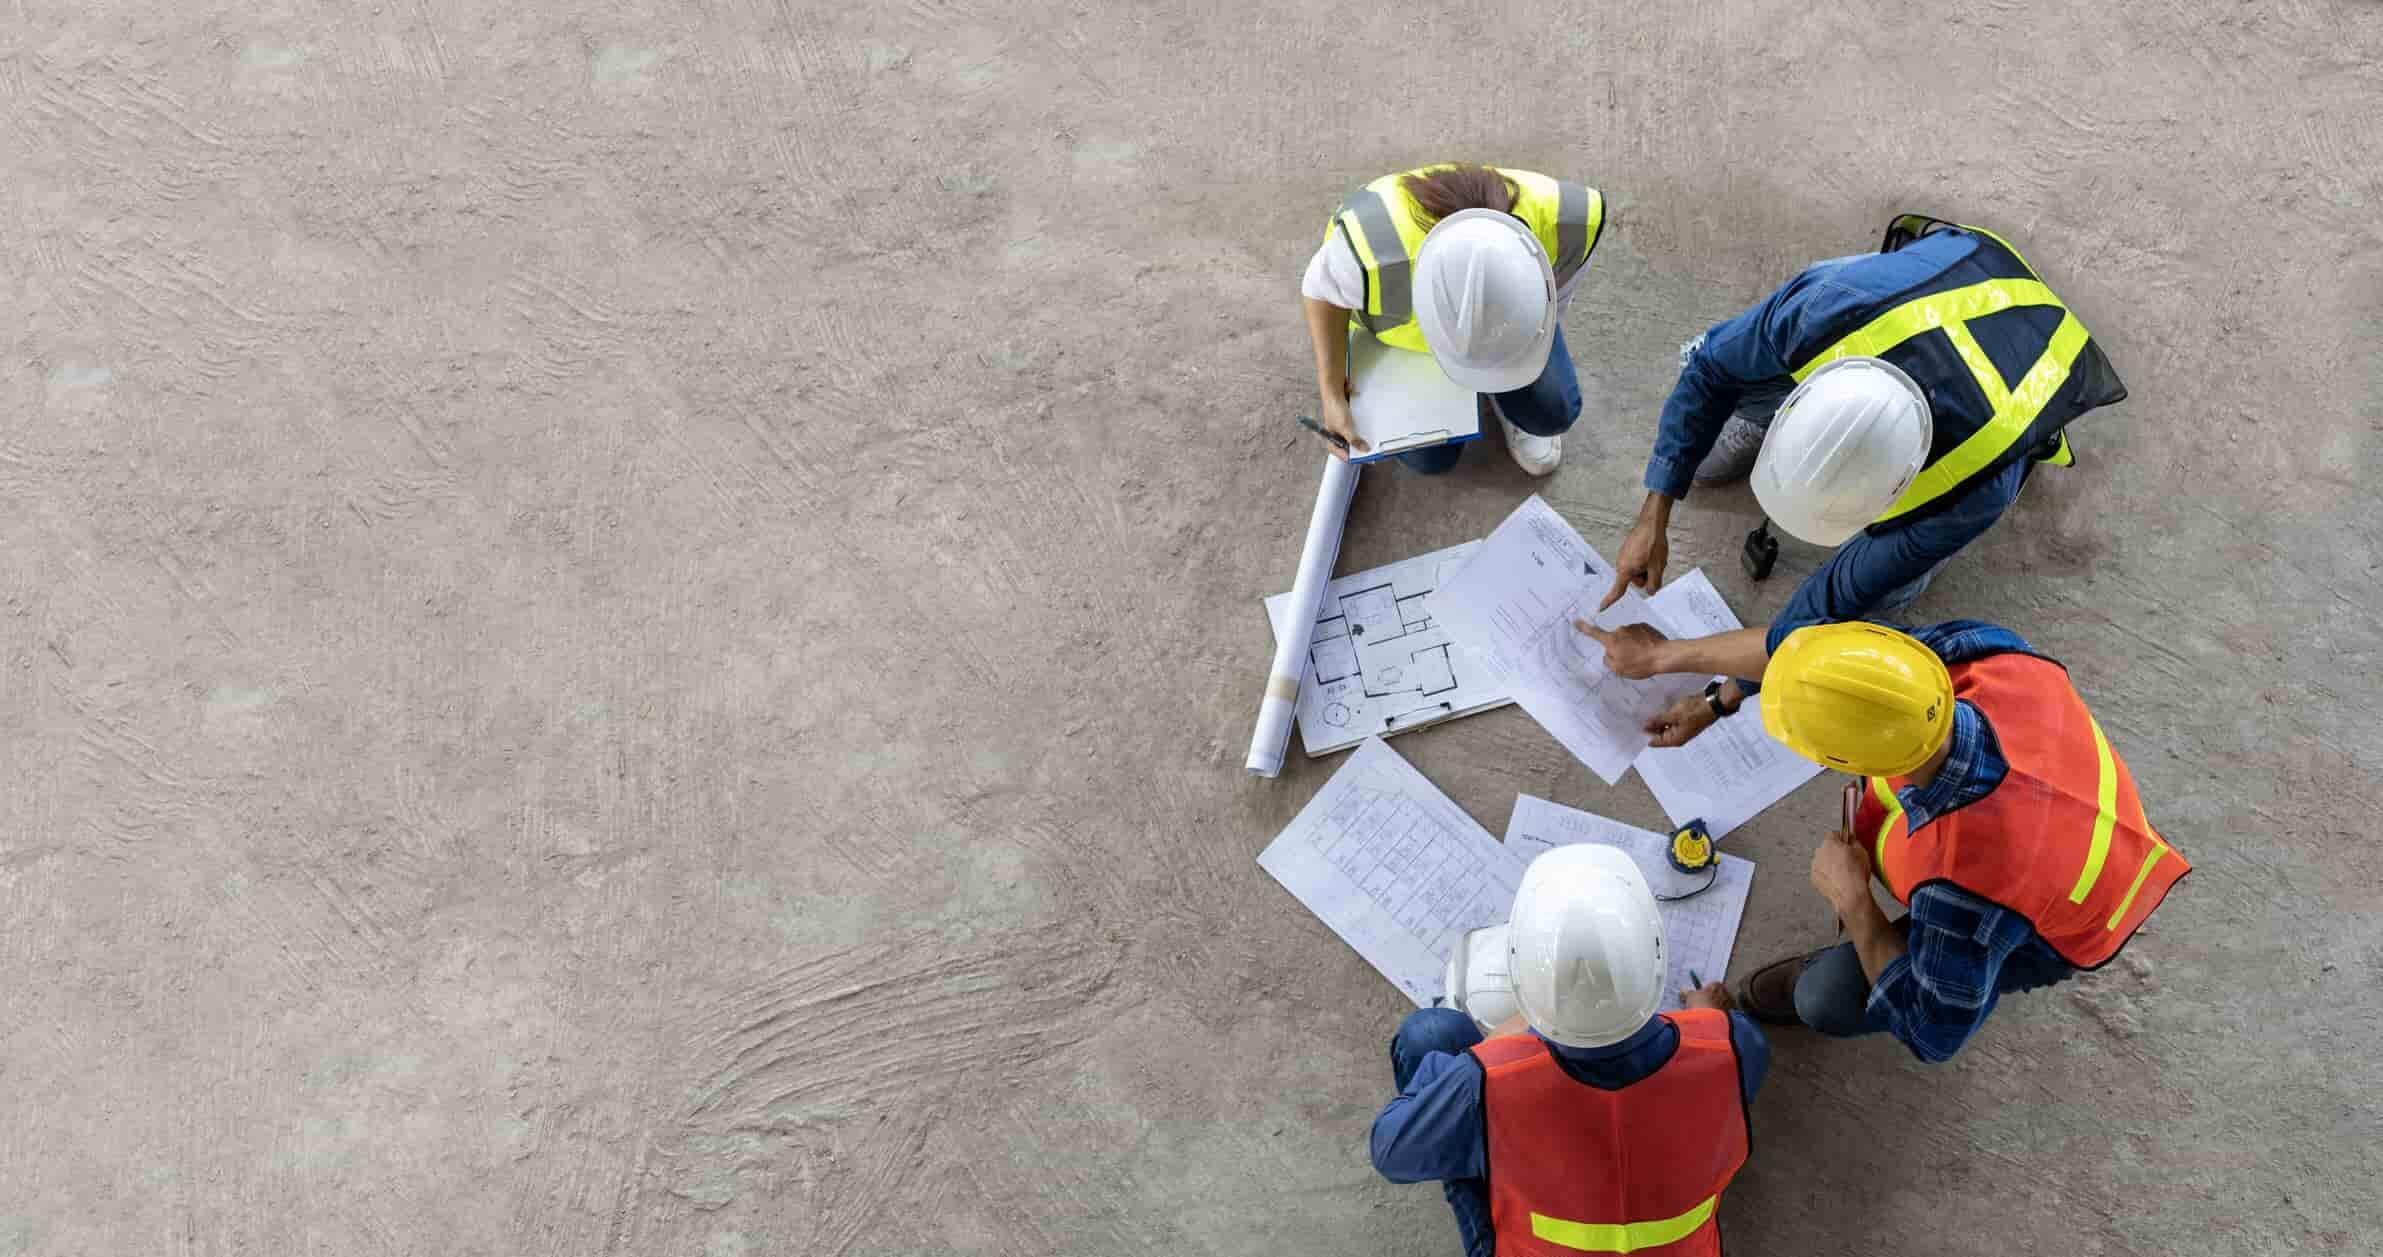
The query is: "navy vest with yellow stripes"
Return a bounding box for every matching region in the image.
[1803,215,2128,533]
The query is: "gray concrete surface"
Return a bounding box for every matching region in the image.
[4,1,2380,1254]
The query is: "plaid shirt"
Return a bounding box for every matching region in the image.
[1861,620,2079,1063]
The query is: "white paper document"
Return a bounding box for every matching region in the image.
[1264,541,1512,756]
[1345,327,1480,462]
[1434,497,1704,783]
[1635,569,1824,837]
[1503,794,1755,1009]
[1257,738,1525,1005]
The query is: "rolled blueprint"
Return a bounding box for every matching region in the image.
[1247,453,1361,776]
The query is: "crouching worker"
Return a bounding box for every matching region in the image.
[1372,846,1768,1257]
[1736,620,2191,1063]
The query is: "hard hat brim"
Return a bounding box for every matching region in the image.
[1430,330,1555,394]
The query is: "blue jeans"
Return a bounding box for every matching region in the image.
[1792,931,2076,1037]
[1401,325,1581,475]
[1391,1009,1496,1257]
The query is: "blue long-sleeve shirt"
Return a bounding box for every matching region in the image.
[1645,231,1989,500]
[1860,619,2079,1063]
[1370,1014,1770,1185]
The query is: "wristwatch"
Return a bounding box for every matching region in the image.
[1703,679,1741,719]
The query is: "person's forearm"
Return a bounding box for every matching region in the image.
[1646,362,1743,498]
[1843,894,1907,984]
[1303,296,1350,402]
[1635,490,1674,530]
[1650,625,1771,682]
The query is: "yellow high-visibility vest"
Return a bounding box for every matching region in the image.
[1325,165,1604,354]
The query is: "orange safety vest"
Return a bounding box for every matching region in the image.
[1471,1010,1748,1256]
[1854,651,2189,968]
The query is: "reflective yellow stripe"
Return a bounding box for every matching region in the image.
[1941,320,2009,413]
[1790,279,2060,381]
[2040,430,2075,466]
[1531,1196,1717,1253]
[1874,311,2090,523]
[1870,776,1903,872]
[2106,844,2168,931]
[2068,715,2120,904]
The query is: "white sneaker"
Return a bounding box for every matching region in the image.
[1692,415,1768,485]
[1498,413,1562,477]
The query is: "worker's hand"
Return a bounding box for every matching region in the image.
[1809,826,1873,918]
[1682,982,1734,1012]
[1600,515,1669,610]
[1644,693,1719,748]
[1319,380,1368,459]
[1572,621,1672,680]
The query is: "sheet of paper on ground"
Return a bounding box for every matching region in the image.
[1636,569,1825,837]
[1263,541,1512,756]
[1257,737,1525,1005]
[1434,496,1704,783]
[1504,794,1754,1011]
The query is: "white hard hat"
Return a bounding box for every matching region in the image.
[1751,357,1933,546]
[1411,208,1557,394]
[1443,924,1521,1034]
[1505,845,1666,1048]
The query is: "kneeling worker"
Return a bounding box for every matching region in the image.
[1373,846,1767,1257]
[1584,216,2127,747]
[1301,162,1605,476]
[1737,620,2190,1063]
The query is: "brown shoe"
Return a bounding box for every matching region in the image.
[1733,951,1816,1026]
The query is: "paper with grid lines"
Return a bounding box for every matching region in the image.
[1257,737,1525,1005]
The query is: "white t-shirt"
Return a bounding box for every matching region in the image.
[1300,222,1587,314]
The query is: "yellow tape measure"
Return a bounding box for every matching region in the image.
[1667,819,1716,875]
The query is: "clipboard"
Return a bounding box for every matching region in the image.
[1345,327,1482,463]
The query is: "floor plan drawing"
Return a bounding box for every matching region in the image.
[1264,541,1513,757]
[1257,738,1525,1004]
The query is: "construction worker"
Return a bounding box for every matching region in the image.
[1730,620,2190,1062]
[1578,215,2126,747]
[1373,845,1767,1257]
[1302,162,1604,477]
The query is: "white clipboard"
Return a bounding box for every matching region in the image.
[1345,327,1481,463]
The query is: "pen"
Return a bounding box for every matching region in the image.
[1689,969,1703,988]
[1295,413,1349,451]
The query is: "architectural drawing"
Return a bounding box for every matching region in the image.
[1264,541,1512,757]
[1257,738,1524,1004]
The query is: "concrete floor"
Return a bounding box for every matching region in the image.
[4,1,2381,1254]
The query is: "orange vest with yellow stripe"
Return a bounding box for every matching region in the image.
[1470,1010,1747,1256]
[1854,651,2188,968]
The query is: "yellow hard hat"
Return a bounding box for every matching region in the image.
[1761,622,1954,777]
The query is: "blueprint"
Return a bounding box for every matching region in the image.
[1434,497,1705,783]
[1264,541,1512,756]
[1257,738,1526,1005]
[1504,794,1755,1010]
